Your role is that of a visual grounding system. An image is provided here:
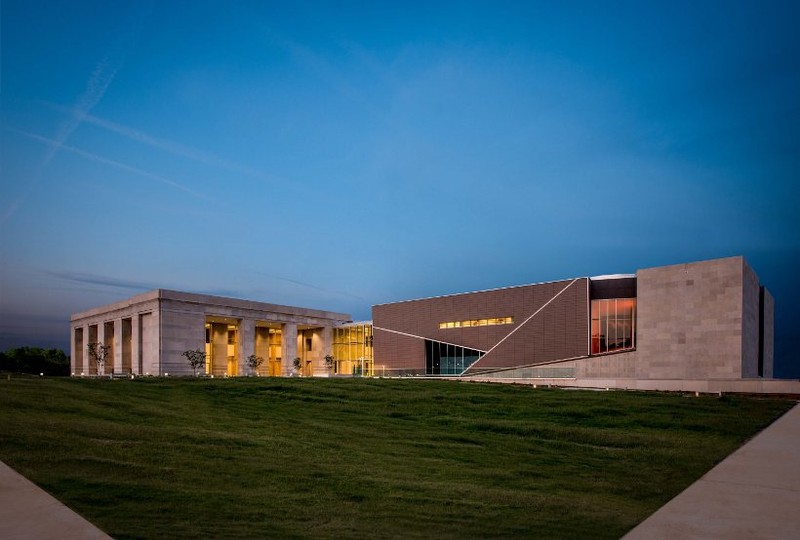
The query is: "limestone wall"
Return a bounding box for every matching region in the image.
[763,288,775,378]
[634,257,745,379]
[741,261,761,378]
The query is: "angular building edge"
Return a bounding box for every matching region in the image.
[372,256,785,388]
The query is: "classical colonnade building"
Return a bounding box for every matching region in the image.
[70,289,354,377]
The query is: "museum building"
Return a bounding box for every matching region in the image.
[71,256,778,388]
[372,256,774,382]
[70,289,356,377]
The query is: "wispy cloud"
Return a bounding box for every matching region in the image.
[44,270,358,306]
[257,272,366,302]
[46,270,159,292]
[45,103,267,179]
[2,6,151,224]
[8,128,213,201]
[264,29,387,121]
[1,52,118,223]
[41,55,120,170]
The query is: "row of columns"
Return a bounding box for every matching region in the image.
[70,312,158,376]
[237,321,333,376]
[71,314,334,377]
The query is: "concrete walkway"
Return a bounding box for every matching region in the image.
[0,460,110,540]
[624,403,800,539]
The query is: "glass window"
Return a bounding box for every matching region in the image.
[590,298,635,355]
[439,317,514,330]
[332,323,374,376]
[424,340,484,375]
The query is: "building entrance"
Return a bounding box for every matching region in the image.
[255,323,282,376]
[205,317,240,376]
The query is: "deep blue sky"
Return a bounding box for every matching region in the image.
[1,1,798,376]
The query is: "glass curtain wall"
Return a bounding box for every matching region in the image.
[425,340,484,375]
[332,324,374,376]
[590,298,636,354]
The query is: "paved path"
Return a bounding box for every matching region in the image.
[624,402,800,539]
[0,460,110,540]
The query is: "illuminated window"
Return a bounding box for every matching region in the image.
[438,317,513,329]
[591,298,636,355]
[332,323,374,376]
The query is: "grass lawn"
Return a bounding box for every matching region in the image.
[0,376,793,539]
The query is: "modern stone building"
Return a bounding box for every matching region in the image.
[372,256,778,389]
[70,290,351,377]
[71,256,790,392]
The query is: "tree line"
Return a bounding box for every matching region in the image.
[0,347,70,375]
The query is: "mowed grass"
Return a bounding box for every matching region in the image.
[0,377,793,539]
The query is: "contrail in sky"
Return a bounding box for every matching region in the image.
[41,55,120,169]
[257,272,367,302]
[9,128,213,201]
[1,54,120,224]
[45,103,266,179]
[1,4,152,224]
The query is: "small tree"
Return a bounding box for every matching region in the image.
[182,349,207,376]
[293,356,302,376]
[324,354,335,373]
[247,354,265,376]
[87,342,110,376]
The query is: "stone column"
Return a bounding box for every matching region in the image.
[240,319,255,376]
[282,323,298,376]
[70,326,78,375]
[131,315,141,375]
[96,323,106,376]
[318,326,333,377]
[114,319,123,375]
[139,310,160,376]
[81,325,90,375]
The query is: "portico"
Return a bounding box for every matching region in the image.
[70,290,351,377]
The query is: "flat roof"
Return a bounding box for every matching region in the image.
[71,288,351,322]
[589,274,636,280]
[373,277,587,307]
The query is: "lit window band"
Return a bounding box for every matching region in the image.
[439,317,513,329]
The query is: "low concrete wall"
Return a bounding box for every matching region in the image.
[462,376,800,395]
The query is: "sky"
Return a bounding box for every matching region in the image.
[1,1,798,376]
